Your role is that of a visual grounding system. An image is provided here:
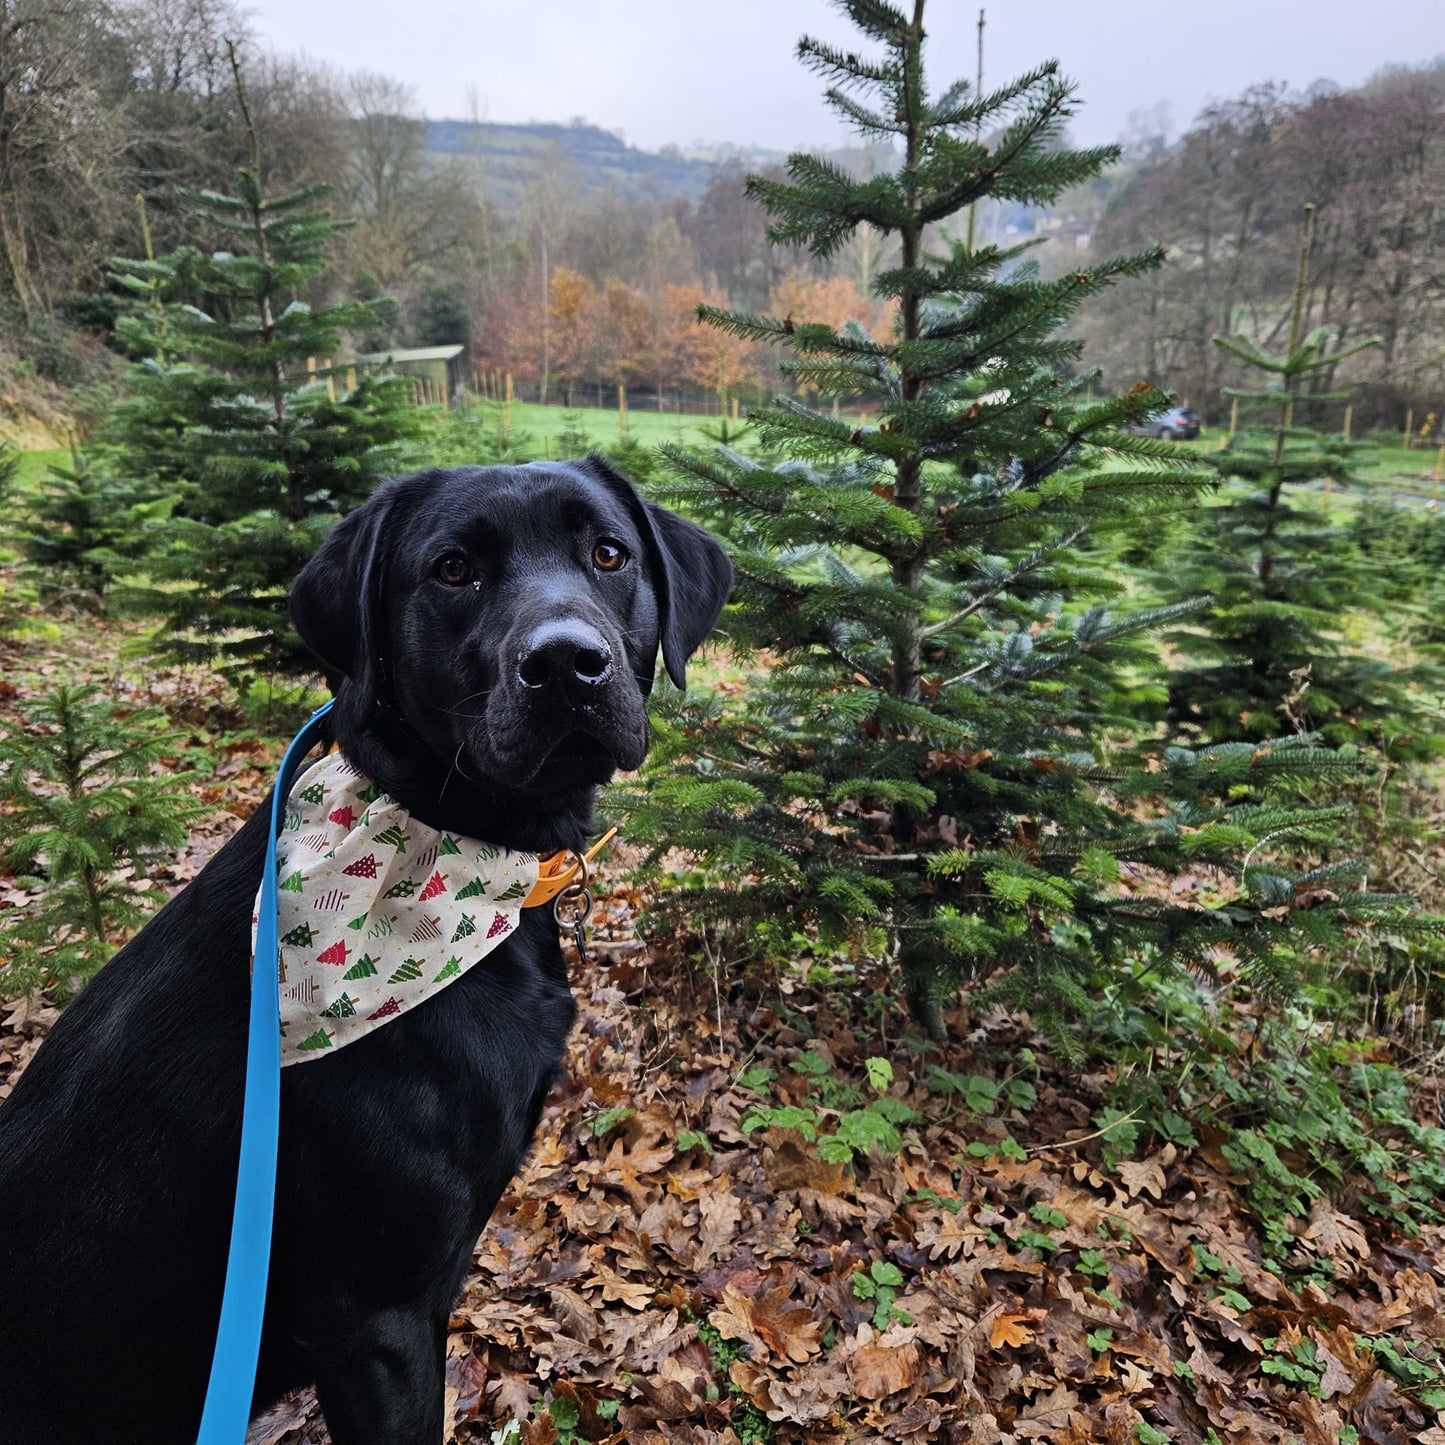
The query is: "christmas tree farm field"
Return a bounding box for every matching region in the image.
[4,2,1445,1434]
[3,582,1445,1443]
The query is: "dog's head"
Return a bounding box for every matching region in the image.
[290,456,732,849]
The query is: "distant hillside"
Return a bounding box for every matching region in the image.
[425,119,751,202]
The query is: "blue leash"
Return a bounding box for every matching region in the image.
[196,701,333,1443]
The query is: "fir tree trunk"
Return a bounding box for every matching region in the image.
[229,43,297,518]
[540,227,551,407]
[888,0,929,710]
[892,1,937,1029]
[1259,205,1315,589]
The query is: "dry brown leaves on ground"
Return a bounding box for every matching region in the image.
[2,598,1444,1443]
[7,940,1445,1444]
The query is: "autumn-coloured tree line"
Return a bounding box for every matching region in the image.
[481,270,892,410]
[2,0,1440,435]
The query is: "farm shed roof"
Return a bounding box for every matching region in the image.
[355,345,465,364]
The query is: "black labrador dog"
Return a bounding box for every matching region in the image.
[0,457,731,1444]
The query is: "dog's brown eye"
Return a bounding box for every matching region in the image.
[434,553,472,587]
[592,540,627,572]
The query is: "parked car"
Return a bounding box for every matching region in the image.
[1130,405,1200,441]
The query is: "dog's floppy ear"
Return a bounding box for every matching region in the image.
[573,454,733,689]
[643,501,735,689]
[290,484,399,710]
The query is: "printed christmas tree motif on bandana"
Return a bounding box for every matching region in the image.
[251,752,538,1065]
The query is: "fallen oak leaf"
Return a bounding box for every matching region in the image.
[711,1282,823,1364]
[444,1345,488,1427]
[1316,1338,1358,1401]
[692,1188,742,1269]
[589,1264,655,1310]
[1348,1368,1421,1445]
[884,1395,948,1437]
[762,1132,856,1213]
[989,1309,1044,1349]
[1303,1198,1370,1263]
[847,1340,921,1401]
[728,1356,845,1426]
[1116,1144,1174,1200]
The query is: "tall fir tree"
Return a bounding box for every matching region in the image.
[1159,206,1434,755]
[620,0,1384,1040]
[106,48,418,675]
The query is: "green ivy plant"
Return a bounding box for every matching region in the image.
[738,1049,918,1165]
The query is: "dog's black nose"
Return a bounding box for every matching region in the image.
[516,620,614,695]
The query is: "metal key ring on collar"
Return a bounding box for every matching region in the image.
[554,883,593,930]
[556,850,588,890]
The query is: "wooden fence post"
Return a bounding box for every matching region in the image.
[1342,403,1352,441]
[1404,409,1414,451]
[618,382,627,442]
[1228,397,1238,437]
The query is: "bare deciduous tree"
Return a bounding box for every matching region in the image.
[0,0,131,314]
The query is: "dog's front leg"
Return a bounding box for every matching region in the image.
[313,1305,446,1445]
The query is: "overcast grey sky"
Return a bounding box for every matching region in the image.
[248,1,1441,151]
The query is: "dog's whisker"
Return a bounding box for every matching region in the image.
[441,686,493,710]
[439,739,476,799]
[435,696,492,717]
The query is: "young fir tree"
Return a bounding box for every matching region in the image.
[0,687,205,998]
[17,449,158,598]
[1159,206,1431,754]
[106,50,417,675]
[620,0,1385,1040]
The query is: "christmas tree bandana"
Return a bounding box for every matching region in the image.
[251,752,539,1065]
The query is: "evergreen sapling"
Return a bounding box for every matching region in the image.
[1160,205,1435,756]
[0,686,206,998]
[18,449,160,599]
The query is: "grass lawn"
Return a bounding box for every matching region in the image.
[10,448,64,491]
[502,401,722,455]
[1357,442,1444,481]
